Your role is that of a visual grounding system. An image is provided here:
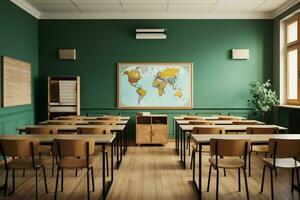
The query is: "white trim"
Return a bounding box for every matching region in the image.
[10,0,41,19]
[272,0,300,18]
[39,12,272,19]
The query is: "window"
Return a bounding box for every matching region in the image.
[286,15,300,104]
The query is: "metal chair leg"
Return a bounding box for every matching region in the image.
[61,168,64,192]
[296,168,300,199]
[35,170,38,200]
[52,155,55,177]
[4,169,9,196]
[243,168,250,200]
[87,168,90,200]
[207,165,212,192]
[238,168,241,192]
[261,165,266,193]
[91,167,95,192]
[106,151,109,176]
[216,168,219,200]
[54,168,60,200]
[292,169,295,192]
[12,169,15,193]
[75,169,78,177]
[42,166,48,193]
[270,167,274,200]
[223,168,226,177]
[23,169,26,177]
[190,150,194,170]
[248,153,251,176]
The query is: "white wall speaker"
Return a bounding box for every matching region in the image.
[232,49,249,60]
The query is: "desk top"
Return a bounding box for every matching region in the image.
[0,134,116,144]
[176,120,263,125]
[17,124,126,132]
[39,120,128,125]
[174,115,246,120]
[192,134,300,144]
[180,124,287,132]
[54,116,130,120]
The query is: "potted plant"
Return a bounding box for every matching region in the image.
[248,80,279,122]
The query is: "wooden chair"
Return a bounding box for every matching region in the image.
[190,127,224,170]
[26,127,57,176]
[246,127,279,176]
[77,127,110,176]
[53,139,95,200]
[187,121,215,156]
[261,139,300,200]
[0,139,48,199]
[207,139,250,200]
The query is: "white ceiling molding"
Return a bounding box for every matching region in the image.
[272,0,300,18]
[10,0,41,19]
[39,12,272,20]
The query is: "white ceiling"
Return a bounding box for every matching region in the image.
[11,0,300,19]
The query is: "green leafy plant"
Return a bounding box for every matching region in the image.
[248,80,279,121]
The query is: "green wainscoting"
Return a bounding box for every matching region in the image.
[0,0,38,134]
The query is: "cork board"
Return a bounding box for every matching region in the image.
[2,56,32,107]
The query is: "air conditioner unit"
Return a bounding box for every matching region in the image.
[136,29,167,40]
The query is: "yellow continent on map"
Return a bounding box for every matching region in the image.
[152,78,166,96]
[158,68,179,78]
[175,90,182,98]
[123,69,141,85]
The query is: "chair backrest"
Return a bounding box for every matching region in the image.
[246,127,279,134]
[192,127,224,135]
[189,121,215,125]
[26,127,57,135]
[77,127,111,135]
[210,139,251,157]
[47,121,75,125]
[269,139,300,158]
[183,116,202,120]
[89,121,115,125]
[54,139,95,157]
[232,121,258,125]
[0,139,39,157]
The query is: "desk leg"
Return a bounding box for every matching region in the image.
[175,121,179,155]
[180,127,183,162]
[183,130,186,169]
[125,124,128,153]
[102,144,106,200]
[116,133,120,169]
[198,144,202,200]
[119,132,123,163]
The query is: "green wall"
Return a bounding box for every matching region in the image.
[38,19,273,139]
[273,3,300,131]
[0,0,38,134]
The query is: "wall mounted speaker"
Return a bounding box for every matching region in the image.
[59,49,76,60]
[232,49,249,60]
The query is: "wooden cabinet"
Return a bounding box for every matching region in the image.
[136,115,168,145]
[48,76,80,119]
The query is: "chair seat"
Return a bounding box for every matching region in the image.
[209,157,245,169]
[263,158,300,169]
[252,145,269,153]
[8,158,44,169]
[58,157,94,169]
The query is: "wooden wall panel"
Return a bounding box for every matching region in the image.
[2,56,31,107]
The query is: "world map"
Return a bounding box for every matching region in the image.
[118,63,192,108]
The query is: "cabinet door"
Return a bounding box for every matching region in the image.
[151,124,168,145]
[136,125,151,144]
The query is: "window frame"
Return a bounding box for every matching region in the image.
[285,14,300,105]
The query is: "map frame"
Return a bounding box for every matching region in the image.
[117,62,193,109]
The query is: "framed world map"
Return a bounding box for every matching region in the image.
[117,62,193,109]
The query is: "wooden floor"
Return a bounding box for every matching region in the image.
[0,142,299,200]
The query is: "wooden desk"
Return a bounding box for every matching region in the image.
[0,134,116,200]
[178,124,287,169]
[17,124,126,169]
[173,116,247,155]
[54,116,130,120]
[191,134,300,200]
[39,119,128,125]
